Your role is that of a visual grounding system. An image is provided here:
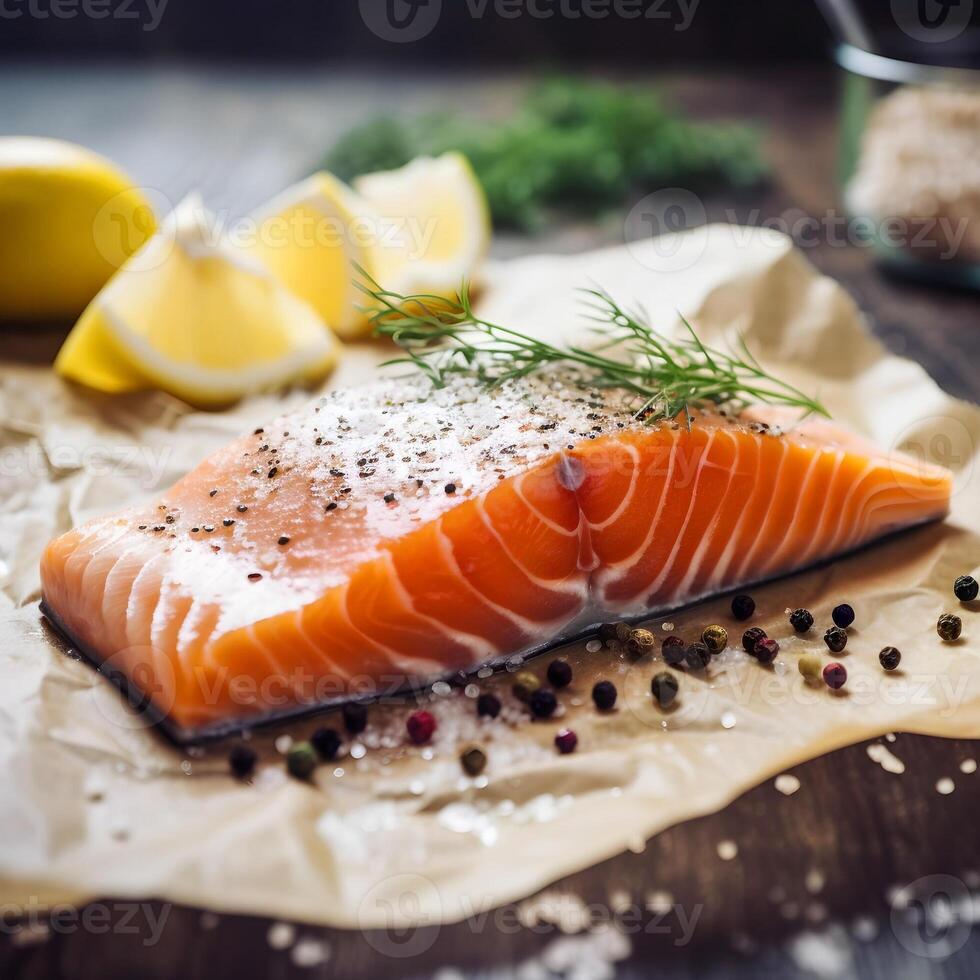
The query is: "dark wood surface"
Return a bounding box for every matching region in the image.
[2,64,979,979]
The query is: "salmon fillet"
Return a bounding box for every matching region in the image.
[40,377,952,738]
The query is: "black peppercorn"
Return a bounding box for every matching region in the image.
[824,626,847,653]
[278,535,290,546]
[731,594,755,621]
[597,623,619,644]
[938,613,962,642]
[529,688,558,719]
[651,671,679,708]
[702,624,728,653]
[592,680,617,711]
[789,608,814,634]
[879,646,902,671]
[229,744,257,780]
[342,701,368,735]
[832,604,855,629]
[477,693,501,718]
[954,575,978,602]
[547,659,573,689]
[460,745,487,776]
[685,641,711,670]
[662,635,686,666]
[311,727,341,760]
[742,627,767,654]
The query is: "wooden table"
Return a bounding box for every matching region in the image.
[2,63,979,979]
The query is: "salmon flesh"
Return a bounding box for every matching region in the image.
[40,377,952,739]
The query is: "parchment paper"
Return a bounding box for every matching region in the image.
[0,225,977,929]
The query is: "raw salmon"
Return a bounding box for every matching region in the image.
[40,377,952,738]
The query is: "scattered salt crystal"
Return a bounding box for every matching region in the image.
[332,767,344,778]
[432,681,452,697]
[774,774,801,796]
[291,937,330,967]
[200,912,219,930]
[464,684,480,698]
[960,759,977,774]
[852,916,878,942]
[787,925,852,976]
[721,711,736,730]
[477,667,493,679]
[275,735,293,754]
[661,622,674,632]
[267,922,295,949]
[586,639,602,653]
[937,777,955,795]
[645,890,673,914]
[717,840,738,861]
[421,748,434,761]
[180,760,193,775]
[867,743,905,774]
[885,732,896,742]
[349,743,366,760]
[410,780,426,795]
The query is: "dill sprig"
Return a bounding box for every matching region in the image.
[358,275,827,425]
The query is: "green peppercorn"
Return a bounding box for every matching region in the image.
[954,575,978,602]
[938,613,963,642]
[614,622,633,644]
[798,654,822,682]
[460,745,487,777]
[651,671,679,708]
[626,628,656,657]
[789,608,814,634]
[879,646,902,671]
[701,624,728,654]
[685,641,711,670]
[286,742,317,781]
[824,626,847,653]
[512,670,541,702]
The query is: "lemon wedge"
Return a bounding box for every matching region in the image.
[354,153,490,297]
[0,137,156,321]
[246,172,401,341]
[55,196,340,409]
[246,154,490,340]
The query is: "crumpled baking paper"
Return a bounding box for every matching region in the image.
[0,225,977,928]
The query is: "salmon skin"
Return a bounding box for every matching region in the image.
[40,376,952,741]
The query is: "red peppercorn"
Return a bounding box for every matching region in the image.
[406,710,437,744]
[555,728,578,754]
[754,637,780,664]
[823,662,847,690]
[742,627,767,654]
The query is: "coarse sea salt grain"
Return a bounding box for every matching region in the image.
[774,774,801,796]
[960,759,977,774]
[267,922,295,950]
[586,639,602,653]
[936,777,955,795]
[717,840,738,861]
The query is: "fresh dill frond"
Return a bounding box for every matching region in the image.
[357,273,827,426]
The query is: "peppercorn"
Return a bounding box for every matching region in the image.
[823,662,847,690]
[702,624,728,654]
[938,613,963,642]
[529,688,558,719]
[342,701,368,735]
[742,627,767,654]
[832,604,855,629]
[685,641,711,670]
[754,637,780,664]
[651,671,679,708]
[477,693,501,718]
[626,628,656,657]
[661,635,686,666]
[407,710,437,744]
[954,575,979,602]
[512,670,541,702]
[879,646,902,671]
[229,744,257,780]
[614,622,633,644]
[311,727,341,761]
[824,626,848,653]
[286,742,317,781]
[592,680,617,711]
[731,594,755,621]
[789,608,814,634]
[460,745,487,777]
[555,728,578,754]
[547,659,573,689]
[278,535,290,546]
[798,654,822,682]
